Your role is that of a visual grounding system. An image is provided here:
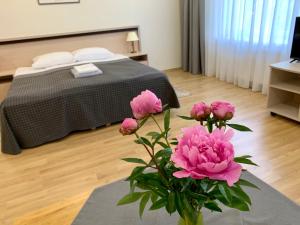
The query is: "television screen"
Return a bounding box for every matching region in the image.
[291,17,300,60]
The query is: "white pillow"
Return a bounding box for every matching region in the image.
[73,47,114,62]
[32,52,74,69]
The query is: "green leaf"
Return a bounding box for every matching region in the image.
[127,166,146,180]
[234,157,258,166]
[154,148,172,160]
[186,191,207,204]
[150,198,167,210]
[178,115,194,120]
[181,195,195,222]
[146,131,161,140]
[134,174,169,197]
[130,179,136,193]
[207,120,213,133]
[207,184,217,193]
[239,155,252,158]
[134,139,143,145]
[151,193,159,203]
[236,179,260,189]
[229,196,250,211]
[164,109,171,131]
[122,158,147,165]
[180,179,193,192]
[157,141,169,149]
[139,192,151,218]
[136,183,167,198]
[140,137,153,148]
[155,148,171,156]
[170,141,178,146]
[227,123,252,132]
[230,186,252,205]
[218,184,232,203]
[204,201,222,212]
[117,192,144,205]
[152,132,165,146]
[200,181,208,192]
[175,192,184,218]
[166,192,176,214]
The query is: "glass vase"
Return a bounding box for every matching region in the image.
[178,211,203,225]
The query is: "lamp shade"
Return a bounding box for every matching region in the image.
[126,32,139,42]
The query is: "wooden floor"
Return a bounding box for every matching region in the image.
[0,69,299,225]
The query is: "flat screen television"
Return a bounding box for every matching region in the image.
[290,17,300,62]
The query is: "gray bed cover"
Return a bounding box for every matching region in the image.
[1,59,179,155]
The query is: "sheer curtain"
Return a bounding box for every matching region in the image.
[204,0,300,94]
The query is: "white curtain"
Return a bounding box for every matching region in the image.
[204,0,300,94]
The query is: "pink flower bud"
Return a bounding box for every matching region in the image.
[119,118,138,135]
[130,90,162,119]
[211,101,235,120]
[190,102,211,121]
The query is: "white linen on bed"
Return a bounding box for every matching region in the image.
[32,51,74,69]
[72,64,103,78]
[73,47,114,62]
[73,63,101,74]
[14,54,128,77]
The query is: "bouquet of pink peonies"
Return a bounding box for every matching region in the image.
[118,90,258,225]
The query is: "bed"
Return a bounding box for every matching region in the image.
[1,57,179,155]
[0,28,180,155]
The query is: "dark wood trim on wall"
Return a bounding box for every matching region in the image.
[0,26,139,45]
[37,0,80,5]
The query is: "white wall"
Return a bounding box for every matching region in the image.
[133,0,181,70]
[0,0,181,70]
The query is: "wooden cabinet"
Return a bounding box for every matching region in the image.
[268,61,300,122]
[126,53,148,65]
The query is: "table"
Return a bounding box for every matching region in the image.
[72,172,300,225]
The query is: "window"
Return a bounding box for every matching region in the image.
[219,0,297,45]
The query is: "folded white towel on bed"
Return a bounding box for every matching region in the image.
[72,63,103,78]
[73,63,101,74]
[71,69,102,78]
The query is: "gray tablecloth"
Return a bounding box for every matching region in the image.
[72,172,300,225]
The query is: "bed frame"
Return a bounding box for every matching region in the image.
[0,26,140,75]
[0,26,141,100]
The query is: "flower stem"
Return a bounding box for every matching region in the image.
[134,133,153,159]
[150,115,171,147]
[134,132,170,186]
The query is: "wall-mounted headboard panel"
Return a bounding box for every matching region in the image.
[0,26,140,75]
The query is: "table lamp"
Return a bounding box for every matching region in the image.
[126,32,139,53]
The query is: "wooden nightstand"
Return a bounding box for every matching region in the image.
[126,53,148,65]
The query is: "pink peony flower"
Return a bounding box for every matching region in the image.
[190,102,211,121]
[171,126,242,186]
[211,101,235,120]
[130,90,163,119]
[119,118,138,135]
